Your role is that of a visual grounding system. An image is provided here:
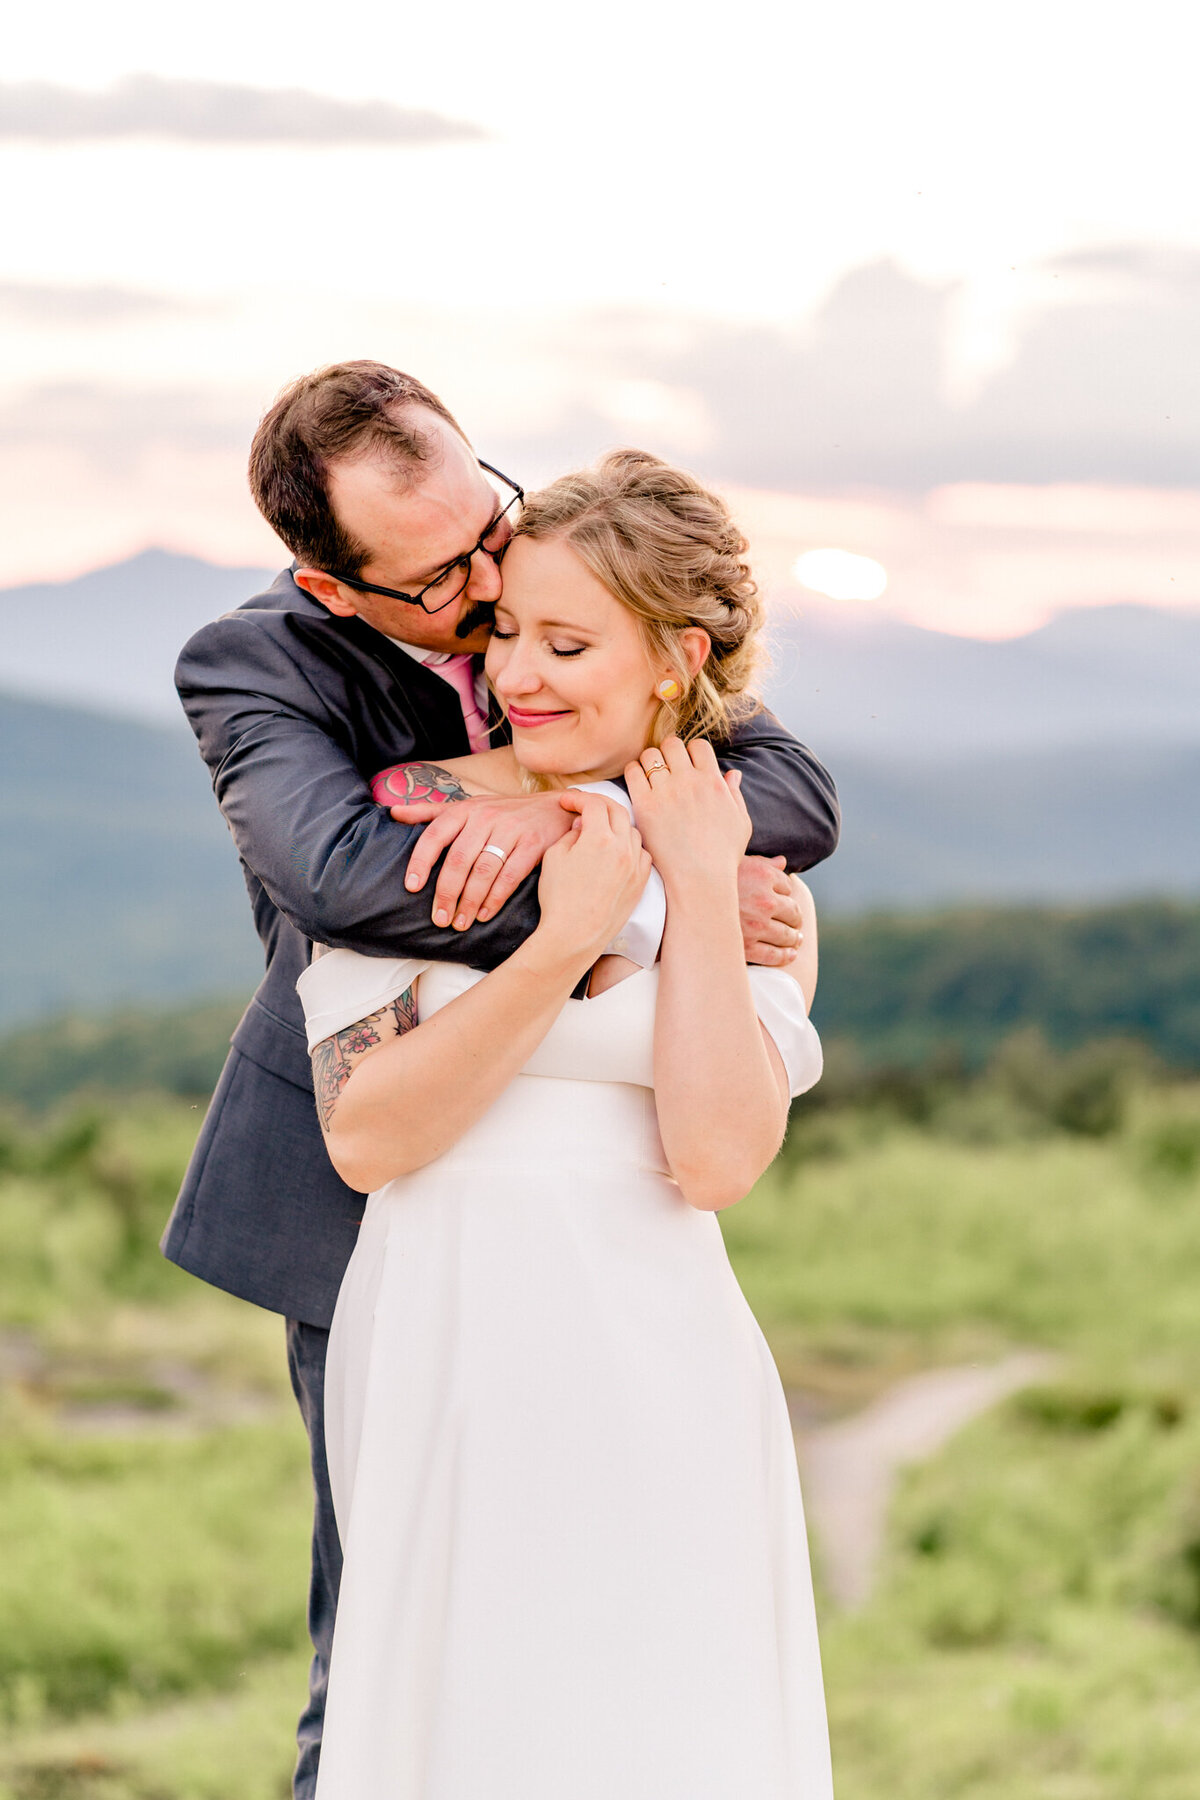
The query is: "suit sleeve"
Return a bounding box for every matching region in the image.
[175,614,541,965]
[717,706,840,871]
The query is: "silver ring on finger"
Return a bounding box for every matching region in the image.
[481,842,508,863]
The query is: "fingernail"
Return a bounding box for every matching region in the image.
[478,908,492,921]
[405,876,419,890]
[454,914,467,930]
[434,909,449,927]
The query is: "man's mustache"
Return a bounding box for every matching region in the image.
[455,601,495,640]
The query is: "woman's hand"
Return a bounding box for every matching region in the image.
[531,792,652,969]
[624,736,752,895]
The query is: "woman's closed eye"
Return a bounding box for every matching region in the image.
[490,628,587,658]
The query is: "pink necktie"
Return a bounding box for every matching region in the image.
[433,653,492,754]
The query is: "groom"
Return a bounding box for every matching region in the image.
[162,359,840,1798]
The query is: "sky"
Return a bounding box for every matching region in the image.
[3,0,1199,636]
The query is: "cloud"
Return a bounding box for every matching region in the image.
[0,382,254,470]
[0,74,487,146]
[0,282,200,325]
[491,249,1200,494]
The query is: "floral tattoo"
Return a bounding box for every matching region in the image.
[311,989,418,1135]
[371,761,469,806]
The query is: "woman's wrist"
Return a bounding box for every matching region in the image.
[516,923,599,988]
[660,860,741,914]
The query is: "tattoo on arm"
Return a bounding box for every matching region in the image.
[311,989,418,1135]
[375,761,470,805]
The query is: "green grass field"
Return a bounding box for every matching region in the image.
[3,1078,1200,1797]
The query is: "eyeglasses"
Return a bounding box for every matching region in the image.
[329,460,524,614]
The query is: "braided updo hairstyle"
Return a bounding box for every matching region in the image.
[513,449,764,745]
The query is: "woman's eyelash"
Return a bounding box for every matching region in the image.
[490,629,586,658]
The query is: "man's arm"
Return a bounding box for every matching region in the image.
[176,612,546,966]
[717,705,840,870]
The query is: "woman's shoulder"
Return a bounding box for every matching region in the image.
[297,948,431,1051]
[456,746,525,795]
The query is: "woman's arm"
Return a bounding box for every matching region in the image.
[629,739,801,1212]
[309,796,650,1192]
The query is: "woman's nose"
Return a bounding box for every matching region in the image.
[493,643,540,696]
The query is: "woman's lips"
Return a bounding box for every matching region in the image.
[507,706,572,728]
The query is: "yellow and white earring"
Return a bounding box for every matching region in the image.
[656,678,681,702]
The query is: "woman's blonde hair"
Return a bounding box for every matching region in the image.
[513,449,764,745]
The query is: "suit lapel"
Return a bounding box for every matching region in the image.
[337,615,474,758]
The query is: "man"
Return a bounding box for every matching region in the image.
[162,359,839,1798]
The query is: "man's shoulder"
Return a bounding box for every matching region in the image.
[176,567,362,683]
[184,566,320,644]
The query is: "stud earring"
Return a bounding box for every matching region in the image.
[656,678,681,702]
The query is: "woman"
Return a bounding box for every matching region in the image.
[297,452,834,1798]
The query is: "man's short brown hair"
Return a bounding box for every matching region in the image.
[248,361,466,576]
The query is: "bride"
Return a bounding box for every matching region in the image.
[296,451,835,1798]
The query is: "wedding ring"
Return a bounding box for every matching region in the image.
[644,759,669,777]
[481,842,508,862]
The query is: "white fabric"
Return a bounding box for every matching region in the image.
[571,778,667,970]
[302,956,833,1800]
[298,945,821,1098]
[297,951,430,1053]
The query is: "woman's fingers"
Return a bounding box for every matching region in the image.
[660,734,692,776]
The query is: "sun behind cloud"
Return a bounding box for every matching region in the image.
[792,548,889,603]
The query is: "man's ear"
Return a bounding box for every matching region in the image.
[294,568,359,618]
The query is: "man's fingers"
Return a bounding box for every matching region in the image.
[477,841,543,921]
[745,940,799,968]
[769,892,804,932]
[753,918,804,952]
[402,809,471,892]
[450,846,514,930]
[431,820,494,925]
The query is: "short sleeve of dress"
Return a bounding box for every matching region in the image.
[296,949,430,1052]
[748,967,824,1098]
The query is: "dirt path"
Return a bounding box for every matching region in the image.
[792,1351,1058,1610]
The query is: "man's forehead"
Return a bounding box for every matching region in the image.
[334,442,495,582]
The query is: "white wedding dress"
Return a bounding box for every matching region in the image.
[297,946,834,1799]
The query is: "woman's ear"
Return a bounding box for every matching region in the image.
[294,569,360,618]
[678,627,711,680]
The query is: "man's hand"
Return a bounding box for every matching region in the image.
[737,854,804,965]
[391,792,575,931]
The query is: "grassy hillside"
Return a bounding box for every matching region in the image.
[0,692,261,1028]
[3,1072,1200,1795]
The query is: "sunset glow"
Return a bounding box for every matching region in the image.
[792,549,889,603]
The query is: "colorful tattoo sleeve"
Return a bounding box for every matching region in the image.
[311,988,418,1134]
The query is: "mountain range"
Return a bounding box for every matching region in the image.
[1,550,1197,1026]
[5,549,1200,757]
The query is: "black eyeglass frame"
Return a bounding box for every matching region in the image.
[327,460,524,613]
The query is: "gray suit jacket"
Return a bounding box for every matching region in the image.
[161,567,840,1326]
